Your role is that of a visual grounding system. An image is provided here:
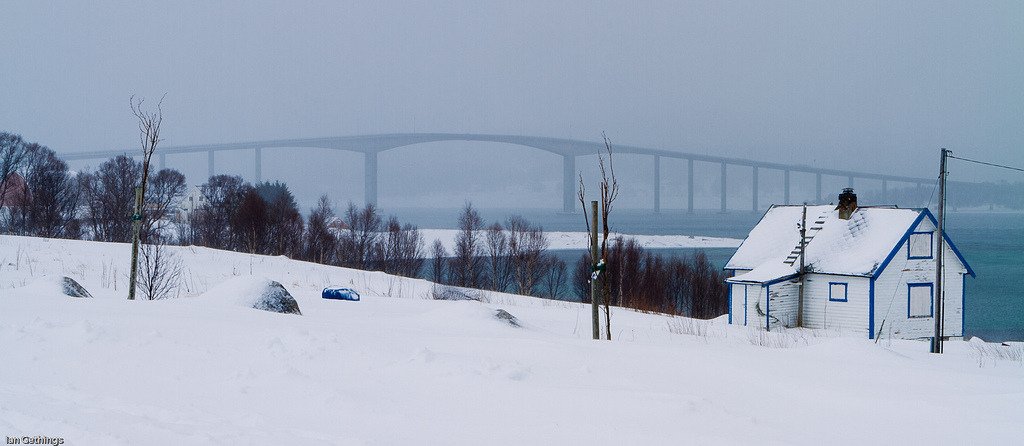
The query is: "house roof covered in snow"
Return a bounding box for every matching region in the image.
[726,205,973,285]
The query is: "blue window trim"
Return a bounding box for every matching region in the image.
[874,209,975,279]
[907,282,934,319]
[828,282,849,302]
[765,284,771,331]
[907,231,934,259]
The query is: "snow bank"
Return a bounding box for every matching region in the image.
[197,277,302,315]
[0,235,1020,445]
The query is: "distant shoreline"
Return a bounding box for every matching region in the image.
[420,229,743,253]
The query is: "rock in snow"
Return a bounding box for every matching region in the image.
[494,309,520,327]
[60,276,92,298]
[201,277,302,315]
[254,280,302,315]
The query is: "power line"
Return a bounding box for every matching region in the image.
[948,154,1024,173]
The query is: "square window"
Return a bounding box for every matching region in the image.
[908,232,933,259]
[829,282,848,302]
[908,283,933,318]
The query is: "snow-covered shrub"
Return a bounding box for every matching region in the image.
[430,284,485,302]
[970,338,1023,367]
[666,317,725,340]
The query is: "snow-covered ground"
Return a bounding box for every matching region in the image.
[0,235,1021,445]
[421,229,742,252]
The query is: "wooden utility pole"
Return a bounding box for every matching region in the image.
[932,148,948,354]
[127,186,143,300]
[797,204,807,327]
[590,200,600,340]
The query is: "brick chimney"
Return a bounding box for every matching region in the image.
[836,188,857,220]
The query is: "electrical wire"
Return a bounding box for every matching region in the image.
[948,155,1024,173]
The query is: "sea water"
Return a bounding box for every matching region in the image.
[389,207,1023,342]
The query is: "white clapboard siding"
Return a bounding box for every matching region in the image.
[766,280,800,330]
[872,217,966,339]
[802,274,871,335]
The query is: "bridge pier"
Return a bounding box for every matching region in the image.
[848,176,854,188]
[881,179,887,202]
[784,169,791,205]
[653,155,661,213]
[815,173,822,203]
[365,151,378,206]
[159,153,166,171]
[254,148,262,182]
[687,159,694,213]
[563,154,575,213]
[720,162,727,213]
[208,150,215,179]
[751,166,759,212]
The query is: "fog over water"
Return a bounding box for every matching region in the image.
[3,1,1022,209]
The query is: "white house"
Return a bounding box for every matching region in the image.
[725,189,974,340]
[176,185,208,220]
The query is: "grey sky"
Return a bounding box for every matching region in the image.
[2,1,1021,208]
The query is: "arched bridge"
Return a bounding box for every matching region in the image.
[60,133,937,212]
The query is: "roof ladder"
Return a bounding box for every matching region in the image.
[784,212,828,265]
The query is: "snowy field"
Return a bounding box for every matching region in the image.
[0,235,1021,445]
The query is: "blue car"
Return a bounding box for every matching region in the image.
[322,287,360,301]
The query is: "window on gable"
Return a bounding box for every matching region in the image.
[908,283,933,318]
[908,232,933,259]
[828,282,848,302]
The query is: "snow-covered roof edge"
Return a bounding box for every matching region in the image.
[722,205,775,271]
[726,207,975,286]
[872,208,976,279]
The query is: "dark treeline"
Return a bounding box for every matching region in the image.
[0,131,426,275]
[430,203,569,299]
[572,237,728,319]
[2,130,729,318]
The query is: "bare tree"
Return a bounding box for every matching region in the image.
[189,175,247,249]
[78,155,142,242]
[430,239,448,284]
[484,222,511,291]
[540,254,567,299]
[0,132,29,223]
[576,133,619,339]
[376,215,425,277]
[137,241,183,300]
[128,94,164,300]
[506,216,549,295]
[143,168,187,242]
[597,134,619,338]
[451,202,484,288]
[18,143,79,238]
[232,186,268,254]
[338,202,382,269]
[573,252,593,302]
[304,195,337,264]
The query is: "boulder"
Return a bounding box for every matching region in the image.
[60,277,92,298]
[251,280,301,315]
[494,309,520,327]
